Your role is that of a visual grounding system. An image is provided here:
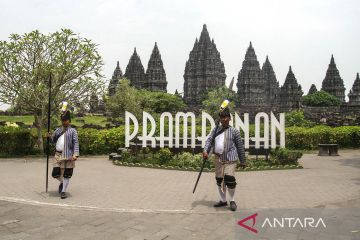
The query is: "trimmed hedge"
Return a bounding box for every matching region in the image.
[0,127,36,156]
[0,125,359,156]
[118,147,302,170]
[270,148,303,165]
[77,126,125,154]
[286,125,360,149]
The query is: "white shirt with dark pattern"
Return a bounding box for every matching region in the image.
[204,126,245,164]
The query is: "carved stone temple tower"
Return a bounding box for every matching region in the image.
[108,61,123,96]
[321,55,346,102]
[144,42,167,92]
[183,24,226,106]
[308,84,318,95]
[348,73,360,106]
[236,42,266,112]
[124,48,146,89]
[279,66,303,111]
[262,55,280,110]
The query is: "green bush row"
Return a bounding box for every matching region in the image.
[286,125,360,149]
[0,125,359,156]
[119,147,302,170]
[0,127,36,156]
[77,125,359,153]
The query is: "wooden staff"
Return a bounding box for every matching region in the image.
[46,73,52,192]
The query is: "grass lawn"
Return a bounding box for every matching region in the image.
[0,115,35,125]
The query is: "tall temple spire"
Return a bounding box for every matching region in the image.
[113,61,123,80]
[108,61,123,96]
[321,55,346,102]
[308,84,318,95]
[199,24,211,43]
[144,42,167,92]
[237,42,265,110]
[183,24,226,106]
[330,54,335,65]
[280,66,303,111]
[124,48,145,89]
[244,42,256,61]
[348,73,360,106]
[262,55,280,108]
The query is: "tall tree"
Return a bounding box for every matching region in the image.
[105,79,143,118]
[201,86,239,118]
[0,29,104,150]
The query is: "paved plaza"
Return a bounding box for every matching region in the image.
[0,150,359,239]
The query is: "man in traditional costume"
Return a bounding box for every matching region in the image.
[203,104,246,211]
[49,102,79,199]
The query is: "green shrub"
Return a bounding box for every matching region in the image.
[1,124,359,157]
[244,158,273,168]
[121,149,209,169]
[167,152,207,169]
[270,148,303,165]
[0,127,36,156]
[285,110,314,127]
[77,126,125,155]
[302,90,342,106]
[286,126,360,149]
[77,128,107,154]
[155,148,173,165]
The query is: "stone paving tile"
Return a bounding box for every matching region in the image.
[0,151,359,211]
[0,150,359,239]
[0,201,359,239]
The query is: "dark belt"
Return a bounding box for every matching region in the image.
[56,151,63,154]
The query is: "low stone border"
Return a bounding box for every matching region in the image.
[112,160,303,172]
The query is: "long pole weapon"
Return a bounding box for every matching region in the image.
[192,100,229,194]
[46,73,52,192]
[192,119,220,194]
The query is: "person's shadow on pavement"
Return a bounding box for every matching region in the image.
[192,199,229,212]
[40,191,72,199]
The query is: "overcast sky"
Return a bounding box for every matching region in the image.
[0,0,359,110]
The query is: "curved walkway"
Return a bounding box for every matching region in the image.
[0,150,359,212]
[0,150,359,239]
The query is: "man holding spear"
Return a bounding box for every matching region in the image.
[47,102,79,199]
[202,101,246,211]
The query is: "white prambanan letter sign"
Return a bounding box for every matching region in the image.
[125,111,285,149]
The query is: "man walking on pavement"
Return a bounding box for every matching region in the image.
[203,104,246,211]
[48,102,79,199]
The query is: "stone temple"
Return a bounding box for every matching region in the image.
[237,43,283,113]
[144,42,167,92]
[237,42,266,111]
[108,61,123,96]
[308,84,318,95]
[348,73,360,106]
[183,24,226,106]
[108,43,167,95]
[236,42,304,114]
[124,48,146,89]
[321,55,346,102]
[105,24,360,123]
[279,66,303,111]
